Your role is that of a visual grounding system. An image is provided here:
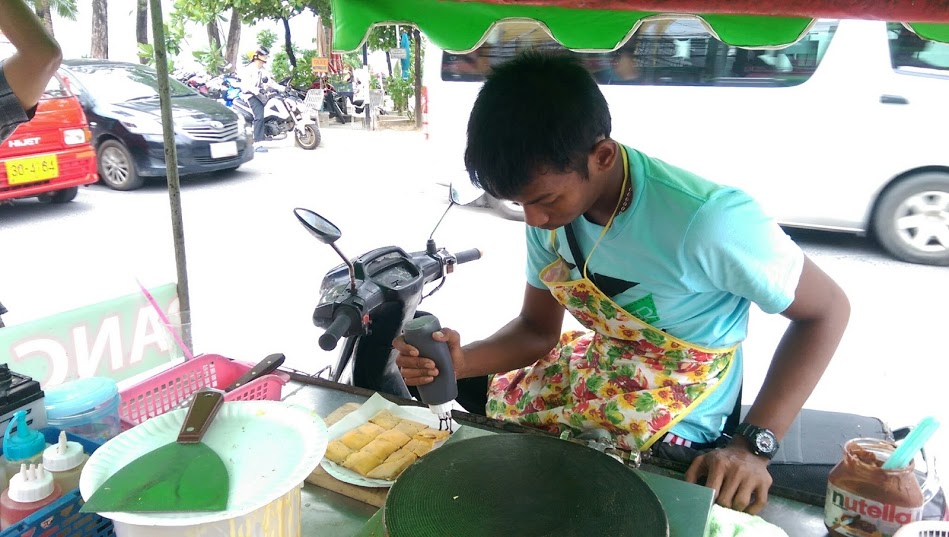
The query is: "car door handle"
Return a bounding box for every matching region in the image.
[880,94,909,105]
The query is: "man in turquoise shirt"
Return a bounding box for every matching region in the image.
[395,52,850,514]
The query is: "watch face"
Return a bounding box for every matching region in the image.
[755,431,778,454]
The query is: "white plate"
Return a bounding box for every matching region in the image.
[320,393,459,488]
[209,141,238,159]
[79,400,328,527]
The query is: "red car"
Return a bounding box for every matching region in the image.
[0,73,97,203]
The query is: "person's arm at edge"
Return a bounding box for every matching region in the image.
[686,256,850,514]
[0,0,62,111]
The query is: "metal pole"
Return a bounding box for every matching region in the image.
[413,28,422,129]
[148,0,193,353]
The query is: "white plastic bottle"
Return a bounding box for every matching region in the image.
[42,432,87,493]
[0,464,63,529]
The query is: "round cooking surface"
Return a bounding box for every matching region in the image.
[385,434,669,537]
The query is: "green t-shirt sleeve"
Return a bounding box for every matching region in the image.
[525,225,558,289]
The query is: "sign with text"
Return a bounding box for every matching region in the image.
[0,283,183,387]
[311,57,330,73]
[389,48,408,60]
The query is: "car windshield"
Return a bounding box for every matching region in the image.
[66,64,195,103]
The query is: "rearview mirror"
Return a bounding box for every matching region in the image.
[449,182,485,206]
[293,208,341,244]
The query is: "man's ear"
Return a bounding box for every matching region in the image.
[590,139,619,174]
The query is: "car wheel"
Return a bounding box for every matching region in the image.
[487,194,525,221]
[872,172,949,266]
[98,140,143,191]
[37,186,78,204]
[295,124,320,150]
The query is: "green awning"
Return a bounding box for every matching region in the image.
[331,0,949,52]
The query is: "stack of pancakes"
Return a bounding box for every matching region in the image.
[325,410,450,480]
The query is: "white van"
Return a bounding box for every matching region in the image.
[422,19,949,266]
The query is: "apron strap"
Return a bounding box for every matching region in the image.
[564,223,588,275]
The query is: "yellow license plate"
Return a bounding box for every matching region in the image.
[6,154,59,185]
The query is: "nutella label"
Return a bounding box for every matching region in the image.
[825,483,923,536]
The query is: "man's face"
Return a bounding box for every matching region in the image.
[509,167,595,230]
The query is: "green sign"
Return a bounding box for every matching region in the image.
[0,283,183,387]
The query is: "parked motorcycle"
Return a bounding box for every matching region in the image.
[256,85,321,150]
[293,186,482,397]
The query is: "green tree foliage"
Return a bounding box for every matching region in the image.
[366,26,398,52]
[385,65,416,114]
[256,29,277,50]
[137,17,186,70]
[272,47,322,88]
[193,41,227,75]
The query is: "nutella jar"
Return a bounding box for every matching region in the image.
[825,438,924,537]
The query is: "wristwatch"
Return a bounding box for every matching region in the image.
[734,423,780,460]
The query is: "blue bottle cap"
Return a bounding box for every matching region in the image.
[3,410,46,462]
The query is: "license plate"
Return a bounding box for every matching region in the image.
[5,154,59,185]
[209,141,238,159]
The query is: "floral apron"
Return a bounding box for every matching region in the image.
[486,147,738,452]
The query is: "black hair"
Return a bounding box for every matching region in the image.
[464,51,611,200]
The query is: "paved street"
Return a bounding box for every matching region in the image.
[2,126,948,453]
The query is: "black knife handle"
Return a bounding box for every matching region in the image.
[177,389,225,443]
[225,353,286,392]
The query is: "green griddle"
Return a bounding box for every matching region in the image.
[384,434,670,537]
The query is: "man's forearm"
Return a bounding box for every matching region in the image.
[458,317,560,379]
[1,0,62,109]
[0,0,58,52]
[742,290,850,440]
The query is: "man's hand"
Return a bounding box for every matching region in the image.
[684,443,773,515]
[393,328,467,386]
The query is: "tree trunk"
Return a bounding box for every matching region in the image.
[385,51,392,77]
[136,0,148,63]
[224,7,241,72]
[91,0,109,59]
[281,17,296,68]
[206,20,222,52]
[33,0,54,36]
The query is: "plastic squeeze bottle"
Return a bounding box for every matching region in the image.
[42,432,87,493]
[0,464,63,529]
[2,411,48,480]
[403,315,458,421]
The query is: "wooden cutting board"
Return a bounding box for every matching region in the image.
[307,402,390,507]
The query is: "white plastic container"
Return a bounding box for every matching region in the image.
[110,484,303,537]
[80,401,328,537]
[44,377,121,444]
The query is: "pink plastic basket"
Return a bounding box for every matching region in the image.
[118,353,290,428]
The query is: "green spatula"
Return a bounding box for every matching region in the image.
[82,389,229,513]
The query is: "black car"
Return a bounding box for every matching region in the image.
[59,59,254,191]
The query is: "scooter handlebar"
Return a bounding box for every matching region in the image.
[454,248,482,265]
[319,313,353,351]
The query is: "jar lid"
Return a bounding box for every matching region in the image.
[45,377,119,421]
[43,431,86,472]
[8,464,55,503]
[3,411,46,462]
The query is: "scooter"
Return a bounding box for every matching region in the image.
[293,186,482,397]
[258,84,321,150]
